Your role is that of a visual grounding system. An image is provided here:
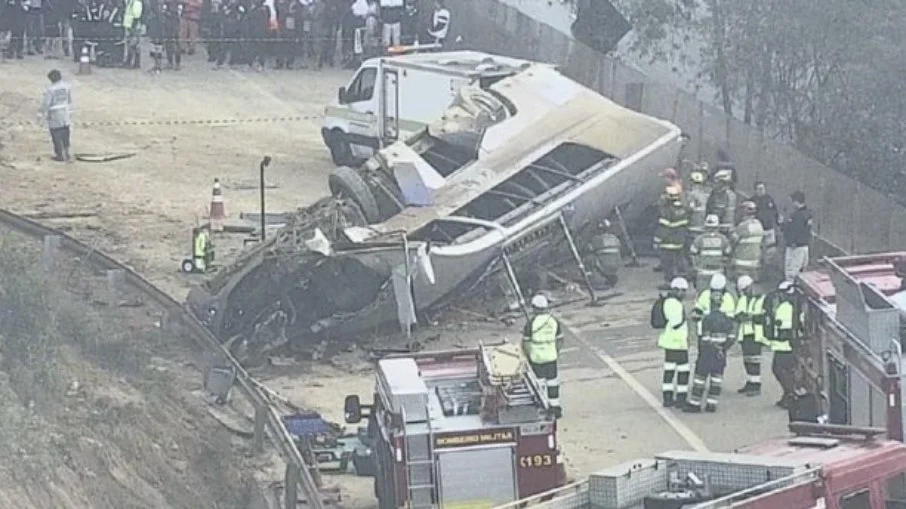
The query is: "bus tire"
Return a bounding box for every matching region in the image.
[328,130,354,166]
[328,166,382,224]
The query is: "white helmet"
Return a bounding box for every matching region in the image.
[670,277,689,291]
[778,280,795,292]
[530,294,549,309]
[710,273,727,291]
[737,275,754,291]
[704,214,720,228]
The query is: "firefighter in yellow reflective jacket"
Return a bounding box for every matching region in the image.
[522,294,564,418]
[656,277,691,408]
[193,227,214,272]
[692,273,736,337]
[654,185,691,285]
[731,201,765,282]
[690,214,731,291]
[587,219,622,289]
[687,167,711,234]
[734,275,768,396]
[764,280,804,409]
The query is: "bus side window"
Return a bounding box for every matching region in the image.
[885,472,906,509]
[840,489,871,509]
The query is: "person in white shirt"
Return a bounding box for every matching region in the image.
[427,0,449,45]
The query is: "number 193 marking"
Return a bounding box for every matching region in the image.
[519,455,553,468]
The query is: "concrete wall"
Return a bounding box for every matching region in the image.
[448,0,906,256]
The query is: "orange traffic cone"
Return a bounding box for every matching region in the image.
[209,178,226,232]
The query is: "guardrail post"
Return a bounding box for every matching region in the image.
[106,268,126,306]
[42,235,61,273]
[254,404,266,453]
[284,463,299,509]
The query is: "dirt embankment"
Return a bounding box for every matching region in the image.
[0,230,267,509]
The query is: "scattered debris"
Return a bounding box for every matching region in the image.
[74,152,137,163]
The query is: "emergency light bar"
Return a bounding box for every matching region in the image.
[386,42,444,56]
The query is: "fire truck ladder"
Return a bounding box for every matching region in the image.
[403,408,437,509]
[480,341,550,410]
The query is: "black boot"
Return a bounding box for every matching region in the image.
[682,403,701,413]
[662,393,674,408]
[737,383,752,394]
[132,53,141,69]
[746,384,762,396]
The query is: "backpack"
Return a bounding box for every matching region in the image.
[650,295,668,329]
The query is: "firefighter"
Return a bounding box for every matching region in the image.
[689,214,731,291]
[586,219,622,290]
[684,287,736,413]
[734,275,768,396]
[692,273,735,338]
[764,280,803,409]
[706,169,737,232]
[687,167,711,234]
[654,185,690,286]
[731,201,765,282]
[522,294,563,418]
[193,226,214,272]
[655,277,691,408]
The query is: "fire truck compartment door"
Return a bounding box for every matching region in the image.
[438,446,516,509]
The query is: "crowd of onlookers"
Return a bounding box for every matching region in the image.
[1,0,451,71]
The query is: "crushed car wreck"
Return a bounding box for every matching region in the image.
[186,59,684,355]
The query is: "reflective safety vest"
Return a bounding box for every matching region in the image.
[694,289,736,335]
[526,314,560,364]
[735,293,767,344]
[590,232,622,274]
[687,186,710,231]
[194,230,209,259]
[732,218,764,268]
[658,296,689,351]
[690,231,731,274]
[655,202,690,251]
[764,293,803,352]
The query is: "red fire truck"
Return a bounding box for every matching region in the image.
[343,341,566,509]
[796,253,905,441]
[489,423,906,509]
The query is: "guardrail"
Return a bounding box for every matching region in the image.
[0,208,323,509]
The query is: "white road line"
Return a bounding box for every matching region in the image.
[560,319,710,453]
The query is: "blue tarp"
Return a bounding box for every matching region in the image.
[282,412,333,437]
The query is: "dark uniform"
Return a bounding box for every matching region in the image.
[782,204,813,282]
[2,0,28,59]
[586,222,621,289]
[162,0,183,68]
[685,298,736,413]
[654,192,691,283]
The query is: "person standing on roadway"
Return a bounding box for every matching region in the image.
[653,277,691,408]
[37,69,73,163]
[692,273,735,339]
[654,185,691,287]
[752,181,779,263]
[522,294,563,419]
[781,190,813,282]
[730,201,765,282]
[686,167,711,235]
[706,169,737,232]
[689,214,731,291]
[684,287,736,413]
[734,275,768,396]
[764,280,803,408]
[586,219,622,290]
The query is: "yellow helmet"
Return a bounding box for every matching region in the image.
[714,169,732,182]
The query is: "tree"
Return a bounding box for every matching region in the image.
[619,0,906,194]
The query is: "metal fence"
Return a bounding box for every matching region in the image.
[449,0,906,257]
